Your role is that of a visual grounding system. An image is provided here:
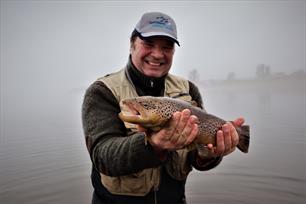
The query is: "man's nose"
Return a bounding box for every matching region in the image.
[151,46,164,58]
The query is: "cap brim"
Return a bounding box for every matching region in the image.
[139,32,180,46]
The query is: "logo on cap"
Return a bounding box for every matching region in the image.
[149,16,174,31]
[134,12,180,46]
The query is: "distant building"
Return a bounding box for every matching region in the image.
[227,72,236,80]
[256,64,271,78]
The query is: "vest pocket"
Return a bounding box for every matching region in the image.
[120,170,149,195]
[100,169,154,196]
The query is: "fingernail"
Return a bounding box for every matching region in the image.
[173,111,181,118]
[223,124,229,131]
[183,109,191,116]
[191,116,199,123]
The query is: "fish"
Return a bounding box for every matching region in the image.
[119,96,250,153]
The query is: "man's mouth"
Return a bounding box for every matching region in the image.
[145,60,164,67]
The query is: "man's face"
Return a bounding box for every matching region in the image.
[130,36,175,78]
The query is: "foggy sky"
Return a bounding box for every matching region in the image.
[1,2,305,203]
[0,1,305,92]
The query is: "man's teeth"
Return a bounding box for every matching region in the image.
[148,61,161,66]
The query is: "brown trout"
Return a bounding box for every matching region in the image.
[119,96,249,153]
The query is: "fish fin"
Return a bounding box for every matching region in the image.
[185,142,196,151]
[237,125,250,153]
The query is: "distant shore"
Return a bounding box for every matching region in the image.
[197,75,306,93]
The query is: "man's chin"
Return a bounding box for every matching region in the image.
[144,71,165,78]
[143,67,169,78]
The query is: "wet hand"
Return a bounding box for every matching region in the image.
[148,109,199,151]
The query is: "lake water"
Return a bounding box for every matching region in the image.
[186,79,306,204]
[1,79,305,204]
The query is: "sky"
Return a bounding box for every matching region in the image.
[0,0,305,97]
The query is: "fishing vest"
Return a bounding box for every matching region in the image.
[97,68,193,196]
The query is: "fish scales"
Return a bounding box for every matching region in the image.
[119,96,250,153]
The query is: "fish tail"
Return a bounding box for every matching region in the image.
[237,125,250,153]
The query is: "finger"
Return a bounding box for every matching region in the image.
[215,130,225,155]
[222,123,232,154]
[184,123,198,146]
[170,109,191,142]
[177,114,198,146]
[185,115,199,136]
[180,114,197,139]
[164,111,181,140]
[178,109,191,129]
[233,117,245,127]
[205,143,215,154]
[230,123,239,147]
[207,143,214,150]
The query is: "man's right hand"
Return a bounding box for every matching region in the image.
[146,109,199,152]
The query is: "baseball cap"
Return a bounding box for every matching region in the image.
[135,12,180,46]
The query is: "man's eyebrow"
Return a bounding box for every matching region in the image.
[141,37,174,47]
[143,38,154,43]
[166,41,175,46]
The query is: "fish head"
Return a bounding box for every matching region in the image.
[119,96,172,128]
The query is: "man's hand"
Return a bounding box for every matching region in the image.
[143,109,199,152]
[204,117,245,157]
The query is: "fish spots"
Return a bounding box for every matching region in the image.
[120,96,250,154]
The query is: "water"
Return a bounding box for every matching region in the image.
[1,79,305,204]
[0,92,93,203]
[186,79,306,204]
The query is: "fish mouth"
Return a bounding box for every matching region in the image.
[119,101,152,125]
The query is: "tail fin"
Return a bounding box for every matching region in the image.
[237,125,250,153]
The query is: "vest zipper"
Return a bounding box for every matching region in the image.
[152,168,160,204]
[154,185,158,204]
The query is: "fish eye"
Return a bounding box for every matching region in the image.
[142,103,150,109]
[143,102,156,109]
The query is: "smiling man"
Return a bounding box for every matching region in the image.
[82,12,244,204]
[131,36,174,77]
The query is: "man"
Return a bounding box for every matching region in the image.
[82,12,244,204]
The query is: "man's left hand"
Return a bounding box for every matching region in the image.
[205,117,245,157]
